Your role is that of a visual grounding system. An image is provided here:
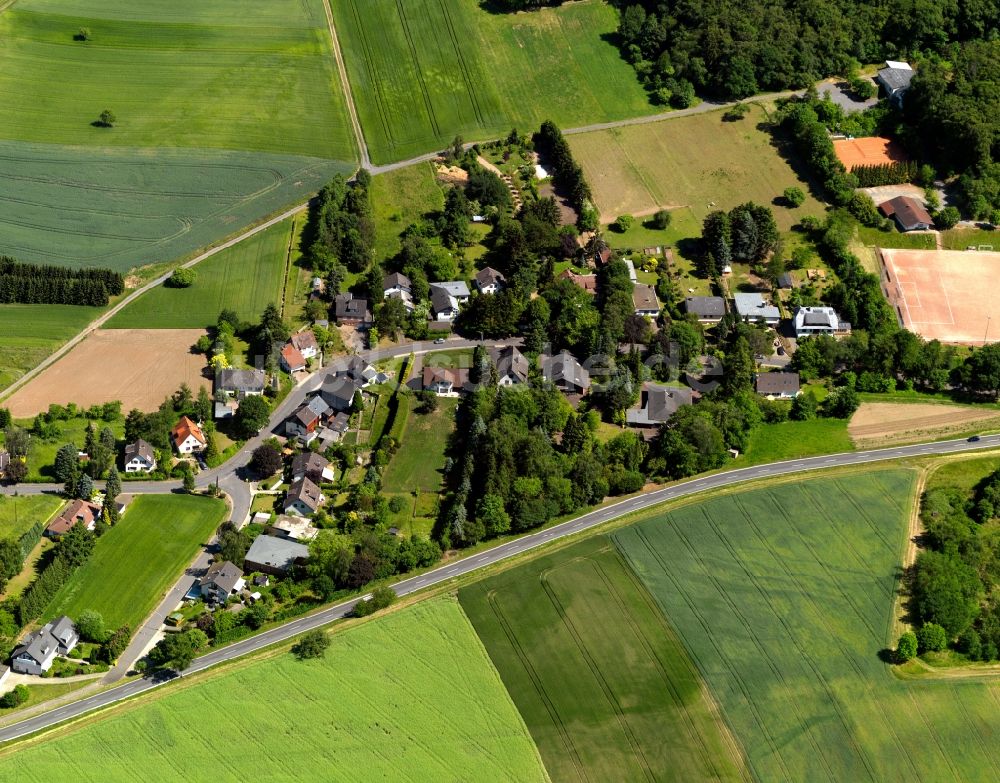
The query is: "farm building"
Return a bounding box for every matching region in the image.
[755,372,801,399]
[733,293,780,326]
[793,306,851,338]
[123,439,156,473]
[879,196,933,232]
[876,60,914,108]
[626,384,693,432]
[683,296,726,324]
[244,534,310,576]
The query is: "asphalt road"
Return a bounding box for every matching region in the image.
[1,432,998,743]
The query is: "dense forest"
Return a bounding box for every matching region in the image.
[0,256,124,307]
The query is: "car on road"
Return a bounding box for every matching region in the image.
[969,435,981,442]
[433,337,446,344]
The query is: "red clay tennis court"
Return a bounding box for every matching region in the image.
[833,137,908,170]
[879,248,1000,344]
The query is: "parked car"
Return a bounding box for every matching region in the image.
[434,337,446,344]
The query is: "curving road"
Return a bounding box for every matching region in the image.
[1,432,998,743]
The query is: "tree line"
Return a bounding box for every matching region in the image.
[852,161,921,188]
[0,256,124,307]
[533,120,597,230]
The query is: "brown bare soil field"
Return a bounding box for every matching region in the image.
[848,401,1000,446]
[5,330,210,417]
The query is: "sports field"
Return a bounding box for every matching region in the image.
[0,304,103,393]
[4,330,210,418]
[42,494,227,631]
[832,136,908,170]
[0,496,62,542]
[107,218,294,329]
[880,248,1000,344]
[4,599,547,782]
[331,0,656,163]
[615,470,1000,781]
[460,536,749,782]
[569,104,825,228]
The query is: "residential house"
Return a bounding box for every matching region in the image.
[683,296,726,324]
[733,293,781,326]
[430,285,460,322]
[876,60,914,108]
[280,343,307,374]
[11,616,78,675]
[383,272,414,311]
[489,345,530,386]
[319,373,362,413]
[557,269,598,294]
[338,355,378,386]
[626,384,694,432]
[216,368,266,400]
[199,561,245,604]
[542,352,591,396]
[878,196,933,232]
[593,242,612,266]
[45,499,101,538]
[434,281,471,304]
[793,306,851,338]
[285,395,331,439]
[423,366,470,396]
[291,452,335,484]
[265,515,320,542]
[334,293,372,326]
[316,413,350,449]
[632,284,661,318]
[244,534,310,576]
[475,267,505,294]
[171,416,207,454]
[290,331,319,360]
[283,477,324,517]
[755,372,801,399]
[123,439,156,474]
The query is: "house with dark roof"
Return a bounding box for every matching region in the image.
[876,60,914,108]
[284,477,324,517]
[755,372,801,399]
[383,272,414,311]
[334,293,372,326]
[632,284,661,318]
[489,345,530,386]
[289,331,319,360]
[878,196,933,232]
[319,373,362,412]
[423,366,470,396]
[45,499,101,538]
[199,561,245,604]
[475,267,505,294]
[244,534,310,576]
[11,616,78,675]
[626,384,693,431]
[285,395,331,439]
[123,439,156,473]
[683,296,726,324]
[216,368,266,400]
[542,352,591,396]
[793,306,851,338]
[430,285,461,322]
[291,452,334,484]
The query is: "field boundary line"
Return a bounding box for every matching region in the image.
[278,214,297,319]
[320,0,371,169]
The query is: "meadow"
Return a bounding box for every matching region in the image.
[106,218,293,329]
[0,141,350,273]
[0,496,62,542]
[0,304,103,392]
[460,536,749,782]
[371,162,445,262]
[744,418,853,464]
[569,104,826,230]
[2,599,547,782]
[42,494,226,630]
[614,469,1000,781]
[331,0,657,163]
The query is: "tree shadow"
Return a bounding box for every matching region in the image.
[758,120,828,207]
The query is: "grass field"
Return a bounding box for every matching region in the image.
[42,495,226,630]
[614,469,1000,781]
[372,162,444,262]
[3,415,125,482]
[2,599,547,782]
[382,398,457,494]
[0,495,62,542]
[0,304,104,392]
[744,418,853,464]
[332,0,657,163]
[460,536,749,782]
[106,218,293,329]
[569,104,826,229]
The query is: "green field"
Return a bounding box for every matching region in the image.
[744,418,853,464]
[0,304,103,391]
[0,495,62,542]
[107,218,294,329]
[372,162,445,261]
[569,104,826,230]
[42,494,226,630]
[6,415,125,483]
[460,536,749,782]
[332,0,657,163]
[382,397,457,494]
[614,470,1000,781]
[3,599,547,782]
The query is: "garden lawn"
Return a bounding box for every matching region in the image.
[1,599,547,783]
[460,536,749,782]
[569,104,825,230]
[614,470,1000,781]
[8,415,125,483]
[42,494,226,631]
[331,0,657,163]
[0,495,62,542]
[372,162,445,262]
[0,304,103,393]
[744,418,852,465]
[382,398,457,494]
[106,218,293,329]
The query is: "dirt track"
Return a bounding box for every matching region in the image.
[5,329,211,417]
[849,402,1000,446]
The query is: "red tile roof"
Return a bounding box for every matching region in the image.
[171,416,206,449]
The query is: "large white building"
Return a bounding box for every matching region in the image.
[793,306,850,338]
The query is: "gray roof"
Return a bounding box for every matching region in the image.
[201,560,244,595]
[489,345,530,383]
[733,293,780,321]
[244,534,310,572]
[475,267,505,289]
[683,296,726,318]
[755,372,800,395]
[124,439,155,463]
[49,616,77,647]
[334,293,371,322]
[292,452,330,482]
[430,286,459,315]
[434,281,470,298]
[627,385,693,426]
[877,65,914,93]
[383,272,411,292]
[14,616,75,664]
[217,368,266,393]
[544,352,591,391]
[320,373,361,411]
[632,283,660,313]
[285,477,323,513]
